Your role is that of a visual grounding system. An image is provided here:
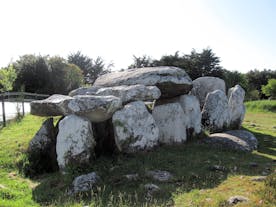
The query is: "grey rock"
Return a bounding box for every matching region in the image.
[64,95,122,122]
[144,183,160,196]
[125,173,139,181]
[146,170,173,182]
[209,165,227,172]
[203,133,252,152]
[95,84,161,104]
[70,172,100,194]
[152,102,187,144]
[56,115,96,171]
[94,66,193,98]
[251,176,266,182]
[178,95,202,135]
[202,90,230,133]
[31,94,122,122]
[190,76,226,108]
[27,118,58,173]
[228,85,246,129]
[227,195,249,205]
[249,162,258,167]
[112,101,159,153]
[225,130,258,150]
[31,94,73,116]
[69,86,101,96]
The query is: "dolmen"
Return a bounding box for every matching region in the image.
[28,66,254,173]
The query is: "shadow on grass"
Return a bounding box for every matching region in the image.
[32,129,276,206]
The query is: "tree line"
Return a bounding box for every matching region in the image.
[0,49,275,99]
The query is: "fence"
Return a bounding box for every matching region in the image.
[0,92,49,127]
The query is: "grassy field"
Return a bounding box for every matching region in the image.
[0,101,275,207]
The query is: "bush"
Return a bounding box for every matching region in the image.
[262,79,276,99]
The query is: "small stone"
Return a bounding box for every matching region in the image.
[262,171,269,176]
[125,173,139,181]
[146,170,173,182]
[251,176,267,182]
[144,183,160,195]
[272,126,276,129]
[250,123,256,127]
[209,165,227,172]
[227,195,249,205]
[69,172,100,195]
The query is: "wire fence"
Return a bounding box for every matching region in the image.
[0,92,49,127]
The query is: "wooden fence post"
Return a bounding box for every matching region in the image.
[21,92,25,116]
[1,95,6,127]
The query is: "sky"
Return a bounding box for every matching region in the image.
[0,0,275,73]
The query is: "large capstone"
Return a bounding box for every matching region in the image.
[112,101,159,153]
[95,84,161,104]
[31,94,73,116]
[62,95,122,122]
[31,94,122,122]
[68,86,101,96]
[191,76,226,108]
[201,90,230,133]
[152,102,188,144]
[228,85,246,129]
[178,95,202,135]
[56,115,96,171]
[27,118,58,175]
[94,66,193,98]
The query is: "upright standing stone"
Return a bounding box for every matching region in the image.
[178,95,202,135]
[190,76,226,108]
[228,85,246,129]
[202,90,230,132]
[112,101,159,153]
[56,115,96,171]
[152,102,187,144]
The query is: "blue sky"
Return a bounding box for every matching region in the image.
[0,0,275,73]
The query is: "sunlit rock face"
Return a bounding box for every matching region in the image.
[190,76,226,108]
[201,90,231,133]
[112,101,159,153]
[56,115,96,171]
[94,66,193,98]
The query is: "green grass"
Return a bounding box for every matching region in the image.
[0,104,275,206]
[245,100,276,113]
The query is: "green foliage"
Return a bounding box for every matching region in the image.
[262,79,276,99]
[246,89,260,101]
[0,65,17,92]
[245,100,276,113]
[128,55,154,69]
[246,69,276,98]
[13,55,83,94]
[223,70,248,90]
[68,51,112,84]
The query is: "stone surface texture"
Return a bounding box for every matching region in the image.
[225,130,258,150]
[94,66,193,98]
[178,95,202,134]
[191,76,226,108]
[70,172,100,194]
[95,84,161,103]
[27,118,58,173]
[228,85,246,128]
[152,102,187,144]
[31,94,122,122]
[31,94,73,116]
[56,115,96,170]
[69,86,101,96]
[112,101,159,153]
[201,90,230,132]
[146,170,173,182]
[203,132,252,152]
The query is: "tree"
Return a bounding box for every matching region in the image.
[246,69,276,99]
[223,70,248,91]
[128,55,154,69]
[262,79,276,99]
[68,51,112,84]
[13,55,83,94]
[0,65,17,92]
